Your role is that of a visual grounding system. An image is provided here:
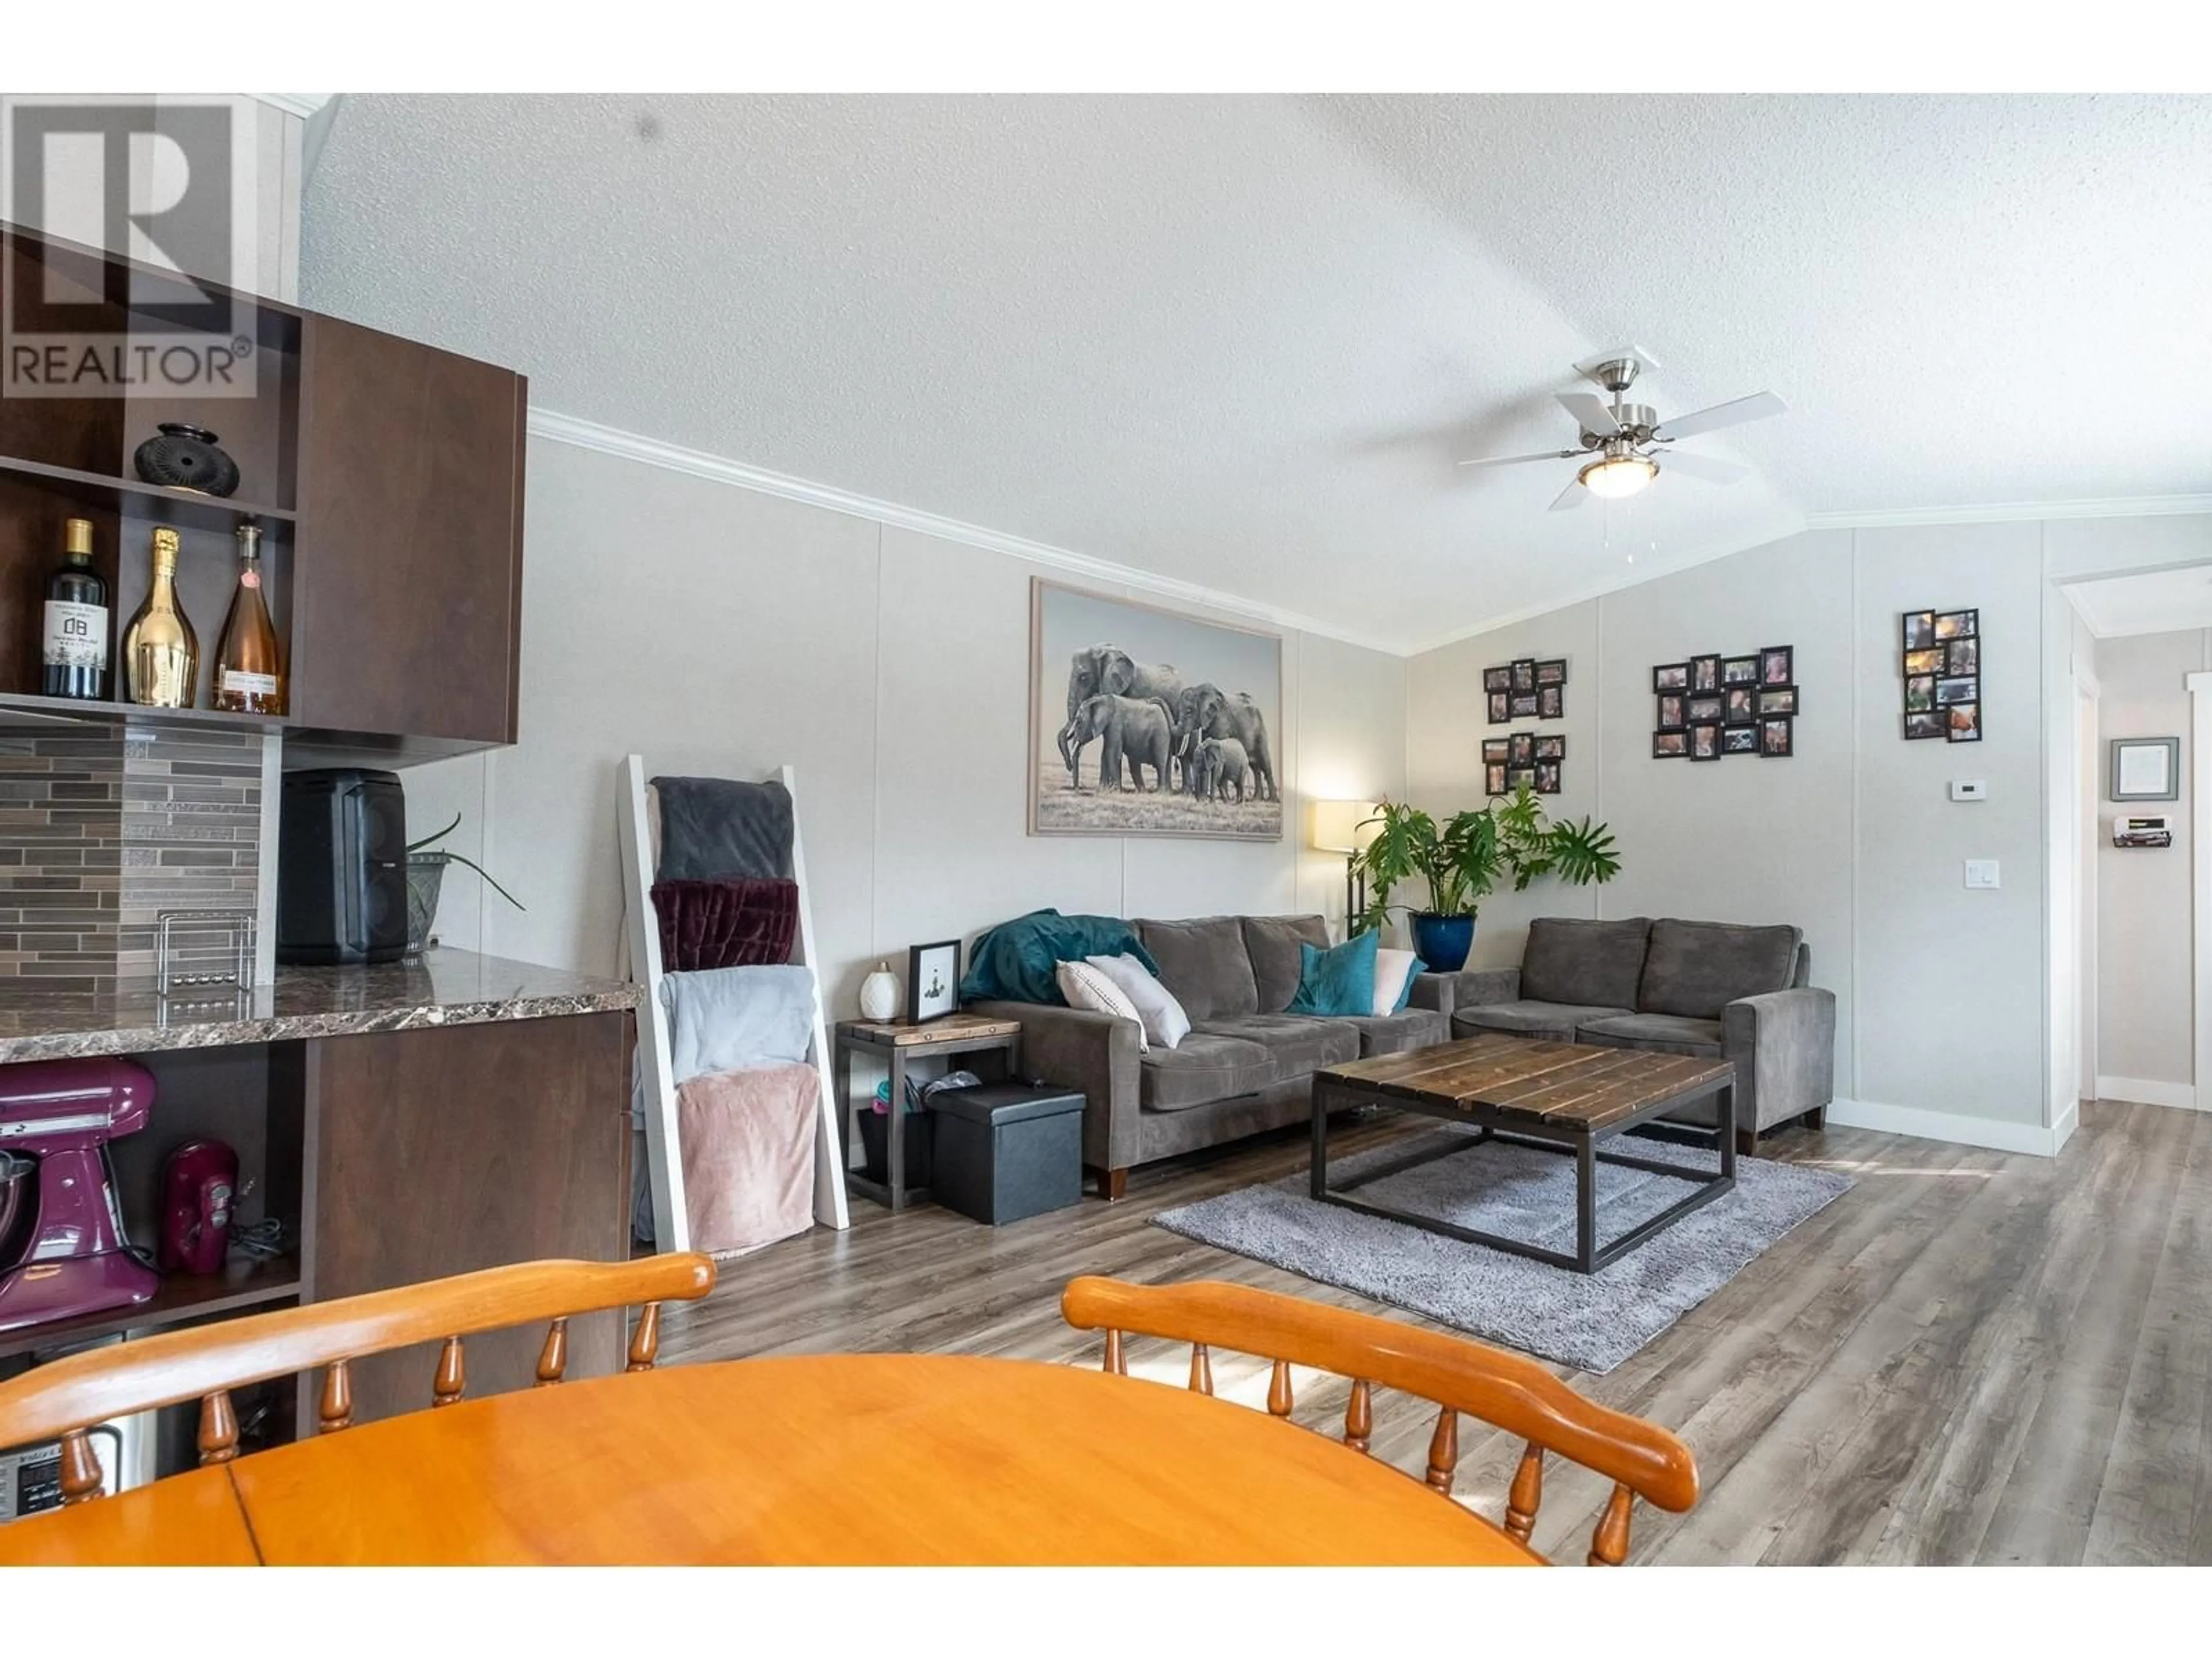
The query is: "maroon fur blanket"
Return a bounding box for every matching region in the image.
[653,877,799,971]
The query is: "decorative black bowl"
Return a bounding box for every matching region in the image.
[133,423,241,497]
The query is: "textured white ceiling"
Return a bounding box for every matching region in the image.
[300,94,2212,653]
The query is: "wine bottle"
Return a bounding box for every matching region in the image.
[41,517,109,700]
[122,527,199,708]
[213,521,286,714]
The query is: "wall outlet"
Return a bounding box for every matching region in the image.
[1964,859,2001,890]
[1950,779,1987,802]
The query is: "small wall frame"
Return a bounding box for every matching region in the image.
[2109,737,2180,802]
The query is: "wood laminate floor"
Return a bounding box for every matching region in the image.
[659,1099,2212,1565]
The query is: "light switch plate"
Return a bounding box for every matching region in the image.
[1964,859,2001,889]
[1950,780,1987,802]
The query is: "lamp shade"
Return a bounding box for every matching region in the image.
[1309,800,1380,855]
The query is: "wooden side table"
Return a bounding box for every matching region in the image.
[834,1014,1024,1211]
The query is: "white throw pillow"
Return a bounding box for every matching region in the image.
[1056,959,1149,1052]
[1371,948,1420,1017]
[1086,953,1191,1051]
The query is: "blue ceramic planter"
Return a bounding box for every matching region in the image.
[1412,912,1476,974]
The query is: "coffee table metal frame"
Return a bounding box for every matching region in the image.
[1309,1054,1736,1275]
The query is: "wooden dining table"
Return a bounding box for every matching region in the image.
[0,1353,1539,1566]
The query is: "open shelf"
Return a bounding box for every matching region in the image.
[0,1254,300,1362]
[0,454,296,535]
[0,689,287,736]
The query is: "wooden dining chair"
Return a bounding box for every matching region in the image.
[1060,1276,1697,1565]
[0,1254,715,1506]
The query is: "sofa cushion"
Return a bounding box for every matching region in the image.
[1638,919,1803,1019]
[1576,1012,1725,1058]
[1339,1007,1450,1056]
[1137,916,1259,1020]
[1520,917,1652,1010]
[1240,915,1331,1013]
[1138,1032,1278,1112]
[1191,1014,1361,1078]
[1286,932,1378,1018]
[1454,1000,1633,1044]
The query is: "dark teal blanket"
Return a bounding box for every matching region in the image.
[959,910,1159,1006]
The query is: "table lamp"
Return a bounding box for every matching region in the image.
[1309,800,1380,940]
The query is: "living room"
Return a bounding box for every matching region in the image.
[2,16,2206,1636]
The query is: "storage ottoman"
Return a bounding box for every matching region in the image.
[929,1082,1084,1225]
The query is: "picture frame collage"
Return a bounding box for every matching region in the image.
[1901,608,1980,742]
[1652,646,1796,762]
[1481,657,1566,796]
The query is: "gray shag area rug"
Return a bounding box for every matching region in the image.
[1154,1129,1853,1373]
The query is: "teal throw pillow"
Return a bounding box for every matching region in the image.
[1287,930,1379,1018]
[1393,958,1428,1013]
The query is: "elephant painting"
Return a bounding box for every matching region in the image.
[1191,736,1251,802]
[1058,643,1184,789]
[1067,694,1176,793]
[1172,683,1278,802]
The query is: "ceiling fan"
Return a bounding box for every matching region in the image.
[1459,350,1786,512]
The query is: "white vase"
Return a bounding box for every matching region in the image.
[859,963,901,1021]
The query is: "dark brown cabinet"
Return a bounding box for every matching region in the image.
[291,315,527,748]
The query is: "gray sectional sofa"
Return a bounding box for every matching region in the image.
[1408,916,1835,1152]
[970,914,1447,1198]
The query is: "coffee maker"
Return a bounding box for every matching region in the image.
[0,1058,160,1336]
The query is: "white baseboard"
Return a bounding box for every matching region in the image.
[2052,1098,2080,1153]
[2094,1075,2200,1112]
[1825,1097,2065,1157]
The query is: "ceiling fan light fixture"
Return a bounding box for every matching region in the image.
[1578,453,1658,500]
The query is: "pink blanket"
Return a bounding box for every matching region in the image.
[677,1062,820,1257]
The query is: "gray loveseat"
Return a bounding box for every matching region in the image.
[1408,916,1835,1152]
[971,914,1448,1198]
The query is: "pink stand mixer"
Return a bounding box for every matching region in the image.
[0,1058,160,1337]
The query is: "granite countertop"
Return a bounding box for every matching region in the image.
[0,949,641,1065]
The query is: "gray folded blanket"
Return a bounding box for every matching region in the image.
[653,776,794,882]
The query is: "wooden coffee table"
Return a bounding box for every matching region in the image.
[1310,1035,1736,1274]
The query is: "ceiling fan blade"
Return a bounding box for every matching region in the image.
[1548,478,1588,512]
[1653,449,1748,485]
[1555,391,1619,437]
[1456,449,1580,469]
[1654,391,1786,441]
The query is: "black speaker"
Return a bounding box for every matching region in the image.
[276,768,409,965]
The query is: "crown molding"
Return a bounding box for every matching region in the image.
[1807,493,2212,531]
[249,94,334,120]
[525,406,1405,656]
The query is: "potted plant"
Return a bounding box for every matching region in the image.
[406,813,525,955]
[1350,784,1620,972]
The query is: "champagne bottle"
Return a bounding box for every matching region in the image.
[213,521,286,714]
[41,517,109,700]
[122,527,199,708]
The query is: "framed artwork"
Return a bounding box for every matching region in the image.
[1759,715,1794,757]
[1657,694,1685,730]
[1031,578,1282,839]
[1536,685,1565,721]
[1759,646,1794,687]
[1654,662,1691,692]
[1686,695,1725,725]
[1483,665,1513,693]
[1903,611,1936,651]
[1509,732,1536,768]
[1934,676,1977,707]
[1507,767,1537,792]
[1510,692,1541,719]
[1512,658,1537,693]
[1536,659,1569,687]
[1946,637,1979,676]
[1691,654,1722,693]
[2110,736,2179,800]
[1689,722,1722,761]
[1487,691,1510,724]
[1484,762,1509,796]
[1722,655,1760,686]
[1533,734,1565,762]
[1721,726,1759,755]
[1934,608,1979,641]
[1723,686,1756,725]
[1482,737,1511,764]
[1535,760,1562,794]
[1654,642,1797,763]
[1904,647,1945,677]
[1946,703,1981,744]
[1653,729,1689,758]
[1758,685,1798,717]
[908,940,961,1022]
[1904,675,1936,713]
[1904,709,1948,741]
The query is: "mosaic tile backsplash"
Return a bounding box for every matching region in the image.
[0,723,268,993]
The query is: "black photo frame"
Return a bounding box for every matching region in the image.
[1691,654,1722,693]
[1904,709,1947,741]
[1759,715,1794,757]
[907,939,962,1023]
[1946,703,1982,743]
[1946,637,1979,676]
[1484,762,1509,796]
[1535,658,1568,687]
[1533,734,1565,762]
[1512,658,1537,693]
[1506,767,1537,792]
[1904,675,1936,713]
[1935,676,1977,706]
[1934,608,1979,642]
[1654,662,1690,692]
[1903,646,1945,677]
[1536,685,1564,721]
[1686,695,1725,725]
[1721,726,1759,755]
[1722,686,1756,726]
[1509,732,1535,768]
[1653,729,1689,758]
[1903,611,1936,651]
[1759,646,1794,687]
[1482,665,1513,693]
[1757,685,1798,717]
[1482,737,1511,764]
[1487,691,1510,725]
[1722,655,1760,686]
[1656,693,1685,730]
[1689,722,1722,761]
[1510,692,1540,719]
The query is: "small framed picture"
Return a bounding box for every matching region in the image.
[1533,734,1565,762]
[1689,722,1722,761]
[1506,767,1537,793]
[1903,647,1946,677]
[1946,703,1981,744]
[1902,611,1936,652]
[1510,692,1541,719]
[1534,760,1562,794]
[1759,715,1794,757]
[1535,658,1568,687]
[1653,662,1691,692]
[1721,726,1760,755]
[1509,732,1536,768]
[1536,685,1565,721]
[907,940,961,1023]
[1482,737,1511,764]
[2109,736,2180,801]
[1758,685,1798,717]
[1760,646,1794,687]
[1722,686,1756,725]
[1904,675,1936,713]
[1653,729,1689,758]
[1946,637,1979,676]
[1487,691,1510,725]
[1512,658,1537,693]
[1904,709,1948,741]
[1686,695,1725,725]
[1483,665,1513,693]
[1691,654,1722,693]
[1935,677,1977,707]
[1722,655,1760,686]
[1484,762,1509,796]
[1934,608,1978,642]
[1656,693,1686,730]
